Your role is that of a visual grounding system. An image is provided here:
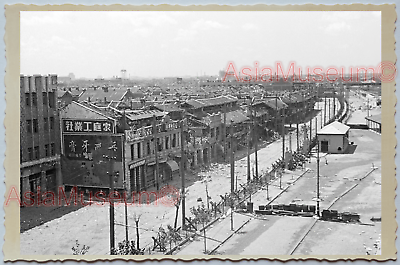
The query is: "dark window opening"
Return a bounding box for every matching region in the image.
[130,144,134,160]
[137,142,141,158]
[45,144,49,157]
[27,147,33,161]
[34,146,39,160]
[44,117,48,131]
[165,136,169,149]
[147,141,151,156]
[33,119,38,133]
[25,93,30,106]
[50,117,54,130]
[157,138,162,152]
[48,92,55,108]
[51,143,55,156]
[172,134,177,148]
[27,120,32,133]
[42,92,48,106]
[32,92,37,106]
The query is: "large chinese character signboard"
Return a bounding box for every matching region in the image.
[63,119,114,134]
[61,119,123,189]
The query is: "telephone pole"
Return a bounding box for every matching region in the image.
[230,121,234,231]
[180,120,186,230]
[316,117,320,217]
[282,108,285,168]
[253,108,258,180]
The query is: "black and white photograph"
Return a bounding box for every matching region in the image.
[4,4,396,260]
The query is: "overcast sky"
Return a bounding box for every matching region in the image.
[21,11,381,79]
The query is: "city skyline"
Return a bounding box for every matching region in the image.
[21,11,381,79]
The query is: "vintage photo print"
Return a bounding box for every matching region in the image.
[3,4,396,261]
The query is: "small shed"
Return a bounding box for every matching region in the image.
[317,121,350,154]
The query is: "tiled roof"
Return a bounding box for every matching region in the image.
[183,95,238,109]
[153,103,183,112]
[264,98,288,110]
[224,110,249,125]
[318,121,350,135]
[125,109,167,121]
[79,88,144,103]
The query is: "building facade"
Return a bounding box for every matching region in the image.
[20,74,62,198]
[124,116,183,193]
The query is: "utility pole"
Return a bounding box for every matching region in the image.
[224,104,227,162]
[153,115,160,190]
[328,96,331,121]
[324,95,327,125]
[104,147,116,254]
[122,145,128,243]
[316,118,320,217]
[309,117,312,153]
[333,96,336,119]
[282,108,285,168]
[180,119,186,230]
[275,96,278,133]
[230,121,234,231]
[253,108,258,180]
[247,122,251,183]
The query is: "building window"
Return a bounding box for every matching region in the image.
[165,136,170,149]
[44,117,48,130]
[130,144,134,160]
[151,139,155,154]
[26,120,32,133]
[50,117,54,130]
[157,138,162,152]
[172,134,176,147]
[211,128,215,138]
[25,93,30,106]
[137,142,141,158]
[34,146,39,160]
[216,127,220,139]
[147,141,151,156]
[48,92,55,108]
[33,119,38,133]
[45,144,49,157]
[32,92,37,106]
[51,143,55,156]
[27,147,33,161]
[42,92,47,106]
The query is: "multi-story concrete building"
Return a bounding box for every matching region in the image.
[20,74,62,198]
[124,112,182,193]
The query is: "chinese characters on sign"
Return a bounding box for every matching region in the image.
[125,120,180,142]
[63,119,114,134]
[63,135,123,161]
